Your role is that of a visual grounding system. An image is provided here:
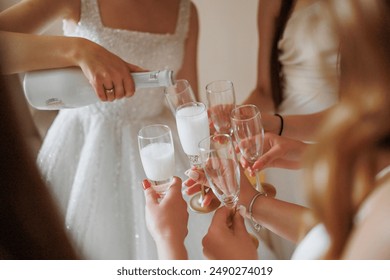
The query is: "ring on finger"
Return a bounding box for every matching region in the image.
[104,85,115,94]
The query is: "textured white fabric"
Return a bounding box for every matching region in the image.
[264,0,339,259]
[277,0,339,114]
[291,223,330,260]
[37,0,212,260]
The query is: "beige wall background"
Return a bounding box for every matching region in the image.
[1,0,259,103]
[192,0,258,103]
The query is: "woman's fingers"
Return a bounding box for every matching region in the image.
[90,65,142,101]
[142,179,159,205]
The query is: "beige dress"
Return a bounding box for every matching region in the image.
[265,0,339,259]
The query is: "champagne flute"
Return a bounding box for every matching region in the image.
[175,101,220,213]
[199,133,259,247]
[165,79,196,115]
[138,124,175,198]
[230,104,265,193]
[198,134,240,209]
[206,80,236,135]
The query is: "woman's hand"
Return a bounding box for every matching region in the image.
[142,177,188,259]
[202,206,258,260]
[74,38,145,102]
[183,167,217,207]
[241,133,308,176]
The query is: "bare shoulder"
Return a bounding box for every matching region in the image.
[58,0,81,21]
[343,178,390,259]
[189,1,199,28]
[189,1,199,16]
[367,175,390,216]
[258,0,283,18]
[16,0,80,19]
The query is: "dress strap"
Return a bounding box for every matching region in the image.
[78,0,102,28]
[175,0,191,38]
[376,165,390,180]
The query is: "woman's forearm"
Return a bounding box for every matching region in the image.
[0,31,86,74]
[155,237,188,260]
[239,169,317,243]
[262,110,329,141]
[282,110,329,141]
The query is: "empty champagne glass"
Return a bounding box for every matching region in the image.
[231,104,265,193]
[165,79,196,115]
[206,80,236,135]
[199,133,260,248]
[138,124,175,198]
[176,101,220,213]
[198,134,240,209]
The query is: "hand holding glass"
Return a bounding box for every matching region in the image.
[176,102,219,213]
[198,134,240,209]
[231,104,265,193]
[199,134,260,247]
[138,124,175,197]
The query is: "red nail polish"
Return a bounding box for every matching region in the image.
[142,179,151,190]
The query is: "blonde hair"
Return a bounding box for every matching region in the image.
[305,0,390,259]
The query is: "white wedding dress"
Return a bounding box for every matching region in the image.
[264,0,340,259]
[37,0,214,260]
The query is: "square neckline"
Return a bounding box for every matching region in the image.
[94,0,184,37]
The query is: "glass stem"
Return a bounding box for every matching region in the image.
[198,185,205,204]
[255,170,264,193]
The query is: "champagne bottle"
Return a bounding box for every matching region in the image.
[23,68,174,110]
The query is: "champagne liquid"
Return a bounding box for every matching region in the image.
[140,142,175,182]
[176,106,210,156]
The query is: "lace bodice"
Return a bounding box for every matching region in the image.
[62,0,190,120]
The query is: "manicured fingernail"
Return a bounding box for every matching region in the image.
[142,179,151,190]
[189,170,199,180]
[253,161,263,169]
[238,205,247,218]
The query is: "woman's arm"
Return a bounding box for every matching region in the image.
[0,0,80,73]
[202,166,318,260]
[0,31,86,73]
[243,0,283,113]
[0,0,77,34]
[261,109,330,141]
[142,177,188,260]
[239,168,317,243]
[0,0,143,101]
[0,31,143,101]
[175,2,199,99]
